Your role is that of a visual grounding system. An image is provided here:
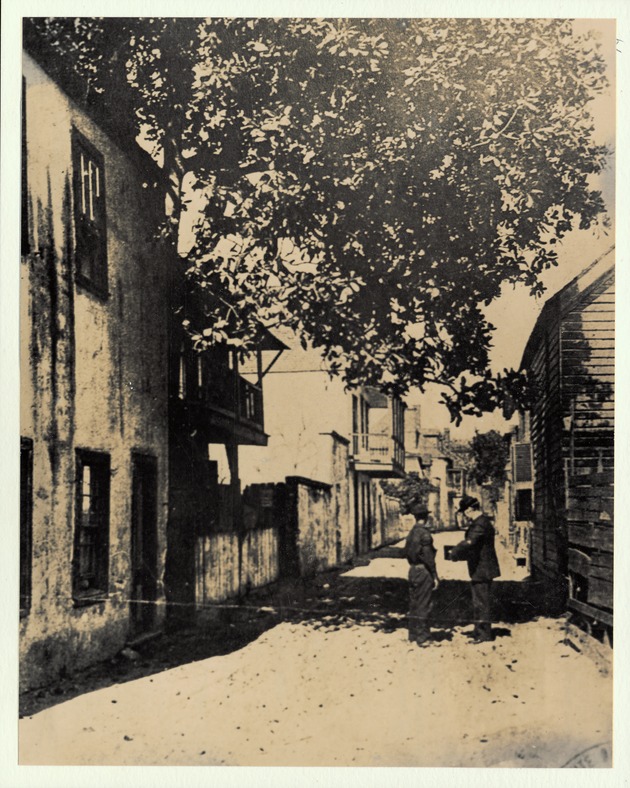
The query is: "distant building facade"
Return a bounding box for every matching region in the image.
[240,333,406,566]
[405,425,468,530]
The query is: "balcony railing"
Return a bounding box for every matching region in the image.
[176,349,265,432]
[352,433,405,469]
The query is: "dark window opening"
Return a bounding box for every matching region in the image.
[515,488,533,521]
[72,129,108,297]
[20,438,33,615]
[73,450,111,601]
[570,571,589,604]
[447,469,463,491]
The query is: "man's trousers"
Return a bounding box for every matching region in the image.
[471,580,493,640]
[408,565,433,644]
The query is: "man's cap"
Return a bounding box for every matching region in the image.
[409,502,429,519]
[458,495,480,513]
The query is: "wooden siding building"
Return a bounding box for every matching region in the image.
[520,247,614,634]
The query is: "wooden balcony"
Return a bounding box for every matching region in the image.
[170,349,267,446]
[351,387,405,477]
[352,432,405,478]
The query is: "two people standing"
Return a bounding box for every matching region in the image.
[405,495,500,645]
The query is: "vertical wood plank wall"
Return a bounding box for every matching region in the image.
[528,270,614,625]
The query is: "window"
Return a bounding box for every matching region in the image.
[73,450,110,601]
[447,469,463,491]
[515,489,533,521]
[514,443,533,483]
[20,438,33,615]
[352,394,370,453]
[72,129,107,297]
[360,397,369,450]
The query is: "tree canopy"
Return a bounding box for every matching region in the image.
[469,430,511,488]
[381,472,433,514]
[28,17,611,420]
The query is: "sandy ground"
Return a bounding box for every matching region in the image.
[19,534,612,768]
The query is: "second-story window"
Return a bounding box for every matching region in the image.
[447,469,463,491]
[361,397,369,449]
[178,344,187,400]
[514,443,533,483]
[197,355,204,396]
[72,129,108,297]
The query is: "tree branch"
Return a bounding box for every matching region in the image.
[471,105,520,149]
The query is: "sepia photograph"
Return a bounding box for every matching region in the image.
[2,3,627,783]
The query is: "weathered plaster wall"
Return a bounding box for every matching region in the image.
[375,490,404,545]
[295,481,337,576]
[328,435,353,564]
[20,53,169,689]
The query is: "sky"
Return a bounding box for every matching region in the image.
[415,18,617,439]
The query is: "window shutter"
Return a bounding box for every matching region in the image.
[515,443,532,482]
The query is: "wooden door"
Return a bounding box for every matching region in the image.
[131,454,158,634]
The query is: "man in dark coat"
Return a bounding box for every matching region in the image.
[404,502,439,646]
[449,495,500,643]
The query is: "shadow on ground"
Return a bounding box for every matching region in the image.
[19,545,561,718]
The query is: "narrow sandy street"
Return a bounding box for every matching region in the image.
[19,533,612,768]
[13,18,620,783]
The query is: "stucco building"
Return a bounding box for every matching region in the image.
[19,24,290,685]
[20,35,171,689]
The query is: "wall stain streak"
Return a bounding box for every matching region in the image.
[40,171,60,487]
